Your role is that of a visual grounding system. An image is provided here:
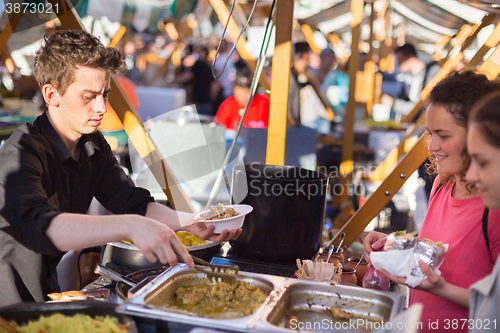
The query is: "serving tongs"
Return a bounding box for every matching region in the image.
[176,253,239,284]
[95,264,139,288]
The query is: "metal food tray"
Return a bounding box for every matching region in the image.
[117,264,405,332]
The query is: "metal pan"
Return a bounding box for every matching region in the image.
[116,266,169,300]
[118,264,287,332]
[118,265,405,333]
[0,300,138,333]
[102,241,222,271]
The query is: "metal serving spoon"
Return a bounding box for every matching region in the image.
[354,254,365,270]
[325,244,334,263]
[336,232,346,253]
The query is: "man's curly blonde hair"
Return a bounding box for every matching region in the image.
[34,30,127,96]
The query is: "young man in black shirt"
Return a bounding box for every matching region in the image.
[0,30,241,306]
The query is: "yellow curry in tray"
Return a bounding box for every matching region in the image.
[122,231,208,248]
[175,231,209,247]
[147,276,268,319]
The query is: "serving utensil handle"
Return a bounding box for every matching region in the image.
[95,264,137,288]
[176,253,211,266]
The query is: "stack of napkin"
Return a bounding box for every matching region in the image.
[296,259,342,281]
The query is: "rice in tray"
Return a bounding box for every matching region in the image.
[0,313,129,333]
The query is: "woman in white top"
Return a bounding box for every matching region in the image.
[465,91,500,332]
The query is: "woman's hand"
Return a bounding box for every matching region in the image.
[363,231,388,262]
[184,223,242,243]
[378,260,446,291]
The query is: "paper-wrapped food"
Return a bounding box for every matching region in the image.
[371,231,448,287]
[383,231,417,250]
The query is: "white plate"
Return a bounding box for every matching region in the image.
[194,204,253,233]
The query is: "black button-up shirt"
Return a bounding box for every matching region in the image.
[0,112,154,305]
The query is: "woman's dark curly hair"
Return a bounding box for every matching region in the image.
[425,70,500,189]
[34,30,127,95]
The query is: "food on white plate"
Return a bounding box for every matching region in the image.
[194,203,240,222]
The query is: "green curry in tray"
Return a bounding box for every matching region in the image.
[147,276,268,319]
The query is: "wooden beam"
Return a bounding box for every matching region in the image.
[365,18,498,196]
[0,0,25,53]
[2,47,20,76]
[361,17,500,209]
[265,0,294,166]
[452,24,473,48]
[329,133,429,249]
[332,18,500,247]
[165,22,179,41]
[304,70,335,121]
[364,61,376,118]
[377,0,388,71]
[150,29,192,84]
[302,26,335,120]
[49,0,195,212]
[301,24,322,54]
[337,0,363,208]
[478,43,500,78]
[432,35,452,61]
[328,33,349,64]
[402,16,495,123]
[368,114,424,182]
[373,72,383,104]
[332,201,354,228]
[108,25,126,48]
[376,0,387,43]
[384,4,395,74]
[209,0,270,90]
[368,1,375,62]
[467,18,500,68]
[439,24,472,63]
[109,80,195,212]
[364,1,376,118]
[397,22,405,46]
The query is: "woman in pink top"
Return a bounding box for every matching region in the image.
[363,71,500,333]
